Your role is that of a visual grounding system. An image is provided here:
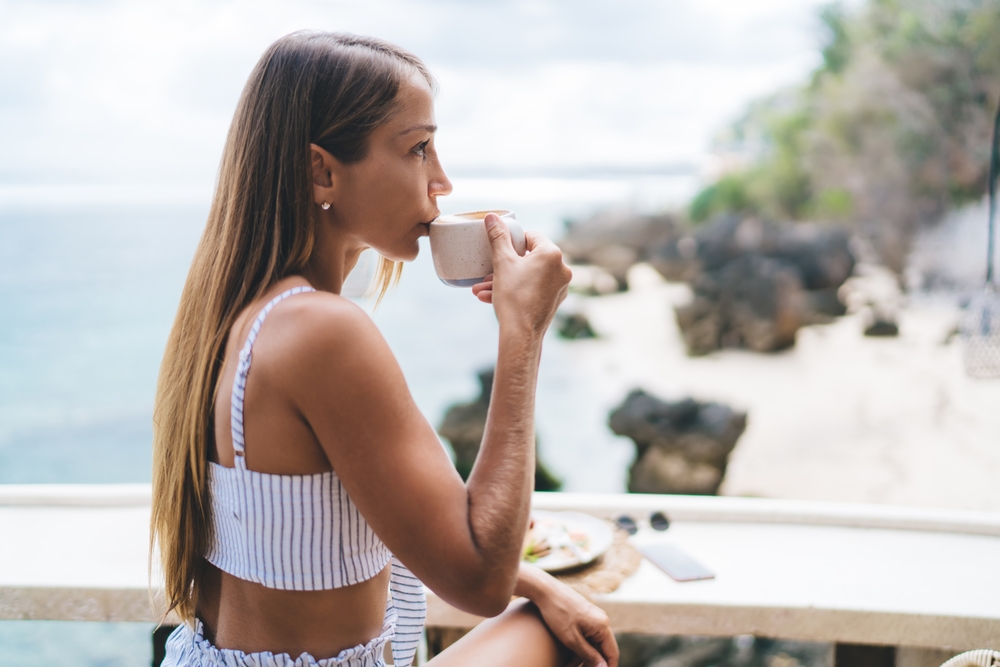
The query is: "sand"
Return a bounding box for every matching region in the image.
[565,264,1000,513]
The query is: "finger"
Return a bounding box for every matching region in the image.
[523,229,560,253]
[471,279,493,295]
[484,214,518,261]
[565,629,607,667]
[591,626,619,667]
[476,289,493,304]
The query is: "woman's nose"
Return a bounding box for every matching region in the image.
[430,169,453,199]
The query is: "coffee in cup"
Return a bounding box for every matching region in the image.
[429,209,527,287]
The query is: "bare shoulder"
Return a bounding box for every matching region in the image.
[268,290,389,362]
[258,290,419,455]
[258,290,401,395]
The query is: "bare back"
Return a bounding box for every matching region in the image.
[195,221,572,660]
[204,277,390,658]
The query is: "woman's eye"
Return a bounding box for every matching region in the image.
[414,140,430,158]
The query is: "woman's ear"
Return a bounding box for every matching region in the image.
[310,143,338,208]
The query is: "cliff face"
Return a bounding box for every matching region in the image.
[561,212,857,355]
[693,0,1000,275]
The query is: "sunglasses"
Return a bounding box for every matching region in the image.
[613,511,670,535]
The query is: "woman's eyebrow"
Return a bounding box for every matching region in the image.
[399,124,437,135]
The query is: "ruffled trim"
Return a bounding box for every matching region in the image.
[162,609,395,667]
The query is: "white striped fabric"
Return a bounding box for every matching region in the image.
[205,286,426,667]
[388,557,425,666]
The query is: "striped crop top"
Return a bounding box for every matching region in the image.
[205,286,425,667]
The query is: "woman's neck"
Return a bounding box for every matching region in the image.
[300,219,366,295]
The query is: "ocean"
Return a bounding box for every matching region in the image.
[0,175,696,665]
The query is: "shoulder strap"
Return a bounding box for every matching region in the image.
[230,285,316,465]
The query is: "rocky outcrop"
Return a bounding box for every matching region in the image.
[674,255,806,354]
[654,216,855,354]
[567,264,621,296]
[437,367,562,491]
[609,390,747,495]
[839,262,902,338]
[616,634,831,667]
[560,210,856,352]
[555,311,597,339]
[650,215,855,288]
[559,210,678,290]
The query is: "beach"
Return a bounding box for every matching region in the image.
[566,264,1000,512]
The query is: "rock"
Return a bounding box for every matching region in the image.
[437,367,562,491]
[651,217,854,286]
[839,261,902,338]
[646,637,732,667]
[628,447,725,496]
[609,390,747,495]
[617,634,684,667]
[676,255,806,354]
[646,233,702,282]
[568,264,620,295]
[559,210,678,290]
[802,287,847,324]
[649,216,855,354]
[864,316,900,337]
[616,634,832,667]
[774,224,855,290]
[555,312,597,339]
[561,210,855,351]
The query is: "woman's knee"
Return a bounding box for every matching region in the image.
[493,599,573,666]
[426,598,570,667]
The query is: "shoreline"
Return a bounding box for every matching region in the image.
[559,264,1000,513]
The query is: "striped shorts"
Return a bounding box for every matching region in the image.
[161,617,394,667]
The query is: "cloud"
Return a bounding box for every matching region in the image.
[433,57,817,171]
[0,0,828,185]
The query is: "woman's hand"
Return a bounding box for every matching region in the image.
[515,563,619,667]
[471,214,571,338]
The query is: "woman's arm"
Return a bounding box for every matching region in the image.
[282,218,570,618]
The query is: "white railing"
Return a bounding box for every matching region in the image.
[1,485,997,660]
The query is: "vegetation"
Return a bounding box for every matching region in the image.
[691,0,1000,273]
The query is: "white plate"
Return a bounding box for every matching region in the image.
[524,510,615,573]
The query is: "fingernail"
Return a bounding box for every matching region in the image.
[484,213,496,228]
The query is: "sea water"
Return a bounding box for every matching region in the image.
[0,175,694,665]
[0,176,696,488]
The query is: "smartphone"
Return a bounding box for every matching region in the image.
[640,542,716,582]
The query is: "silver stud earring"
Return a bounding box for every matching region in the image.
[321,202,331,210]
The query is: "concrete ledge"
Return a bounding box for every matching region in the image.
[3,485,996,536]
[0,586,176,624]
[0,484,152,507]
[592,603,999,652]
[1,484,998,653]
[532,492,1000,537]
[425,594,998,652]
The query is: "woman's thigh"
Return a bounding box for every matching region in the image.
[425,599,570,667]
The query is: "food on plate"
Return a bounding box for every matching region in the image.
[521,514,591,564]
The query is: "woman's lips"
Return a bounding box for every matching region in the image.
[419,214,438,235]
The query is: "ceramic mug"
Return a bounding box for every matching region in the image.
[429,209,527,287]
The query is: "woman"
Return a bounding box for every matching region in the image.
[152,31,618,667]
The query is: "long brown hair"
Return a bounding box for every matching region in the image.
[151,32,432,623]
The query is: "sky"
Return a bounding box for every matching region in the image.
[0,0,836,191]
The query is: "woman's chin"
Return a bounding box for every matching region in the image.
[381,244,419,263]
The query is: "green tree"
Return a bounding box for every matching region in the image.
[689,0,1000,272]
